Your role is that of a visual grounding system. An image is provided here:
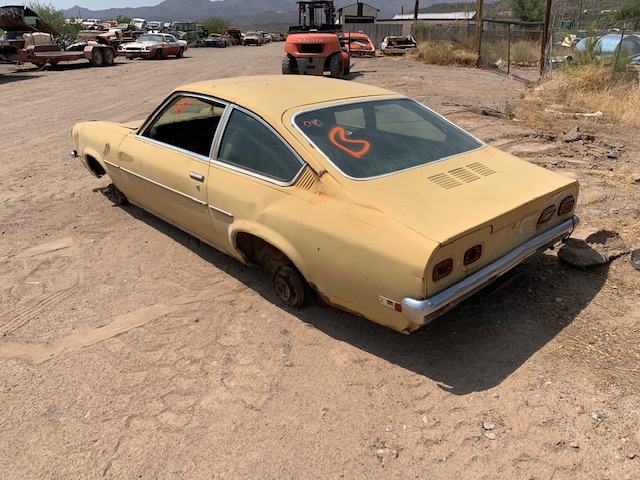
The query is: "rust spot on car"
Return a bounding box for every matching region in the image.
[118,152,134,163]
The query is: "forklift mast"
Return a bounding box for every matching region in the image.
[290,1,341,33]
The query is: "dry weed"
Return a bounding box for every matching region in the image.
[519,65,640,128]
[414,42,477,67]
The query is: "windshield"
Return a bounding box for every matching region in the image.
[138,34,162,42]
[293,98,483,179]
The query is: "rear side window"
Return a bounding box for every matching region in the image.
[217,109,303,182]
[141,96,225,157]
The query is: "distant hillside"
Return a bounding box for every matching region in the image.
[483,0,631,17]
[62,0,634,27]
[62,0,483,25]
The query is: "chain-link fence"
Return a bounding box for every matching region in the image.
[478,19,544,74]
[412,22,474,44]
[410,19,547,77]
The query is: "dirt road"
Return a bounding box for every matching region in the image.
[1,44,639,479]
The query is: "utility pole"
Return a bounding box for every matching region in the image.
[475,0,483,42]
[414,0,419,21]
[540,0,553,75]
[475,0,483,67]
[578,0,583,30]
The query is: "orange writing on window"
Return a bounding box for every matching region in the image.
[329,126,370,159]
[174,99,191,113]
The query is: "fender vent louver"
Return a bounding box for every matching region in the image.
[295,167,316,190]
[429,162,496,190]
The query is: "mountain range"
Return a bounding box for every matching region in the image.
[62,0,469,25]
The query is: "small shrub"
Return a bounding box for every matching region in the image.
[479,39,540,67]
[412,21,434,42]
[570,36,603,66]
[414,42,477,66]
[510,40,539,64]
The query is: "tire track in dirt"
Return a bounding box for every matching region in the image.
[0,280,248,363]
[0,286,76,335]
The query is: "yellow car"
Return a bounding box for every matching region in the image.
[70,75,579,333]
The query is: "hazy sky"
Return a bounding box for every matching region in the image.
[52,0,161,11]
[52,0,220,12]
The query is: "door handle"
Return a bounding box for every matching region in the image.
[189,171,205,182]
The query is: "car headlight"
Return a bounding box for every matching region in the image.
[144,46,151,51]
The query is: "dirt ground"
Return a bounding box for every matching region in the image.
[0,44,639,479]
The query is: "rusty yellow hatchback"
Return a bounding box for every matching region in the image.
[71,75,579,333]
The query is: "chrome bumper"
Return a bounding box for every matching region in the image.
[401,215,579,325]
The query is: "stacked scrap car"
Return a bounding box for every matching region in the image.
[0,5,116,67]
[204,33,230,48]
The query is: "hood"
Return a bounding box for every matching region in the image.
[122,41,159,47]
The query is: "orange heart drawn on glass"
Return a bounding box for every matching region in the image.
[175,99,191,113]
[329,127,370,158]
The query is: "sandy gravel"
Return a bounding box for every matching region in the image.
[0,44,639,479]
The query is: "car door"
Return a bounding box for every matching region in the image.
[116,94,226,246]
[207,107,306,256]
[163,34,179,55]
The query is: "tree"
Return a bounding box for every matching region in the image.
[615,0,640,30]
[507,0,545,22]
[201,17,230,35]
[27,1,81,36]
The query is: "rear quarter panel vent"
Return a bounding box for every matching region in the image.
[294,167,317,190]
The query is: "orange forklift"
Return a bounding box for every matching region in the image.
[282,1,350,79]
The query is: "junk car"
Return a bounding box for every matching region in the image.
[70,75,579,333]
[118,33,186,59]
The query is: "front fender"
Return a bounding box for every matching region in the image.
[72,121,135,180]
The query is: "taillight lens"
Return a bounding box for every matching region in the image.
[432,258,453,282]
[558,196,575,216]
[537,205,556,225]
[463,245,483,266]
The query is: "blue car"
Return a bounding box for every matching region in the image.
[574,33,640,64]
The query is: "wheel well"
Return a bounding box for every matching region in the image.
[235,232,325,307]
[86,155,106,177]
[235,232,291,273]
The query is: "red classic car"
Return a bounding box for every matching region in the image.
[340,32,376,57]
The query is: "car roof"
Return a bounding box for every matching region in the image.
[176,75,400,120]
[576,33,640,55]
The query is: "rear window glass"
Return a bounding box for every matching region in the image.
[293,98,483,179]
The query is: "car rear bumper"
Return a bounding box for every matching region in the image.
[401,215,580,325]
[382,47,416,55]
